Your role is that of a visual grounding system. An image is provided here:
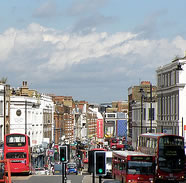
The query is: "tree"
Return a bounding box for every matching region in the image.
[0,77,7,84]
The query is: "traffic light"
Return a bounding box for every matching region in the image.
[59,146,68,163]
[94,151,106,176]
[77,150,83,159]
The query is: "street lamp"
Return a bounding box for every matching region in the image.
[0,85,7,137]
[150,83,153,133]
[3,85,6,136]
[139,88,145,134]
[176,62,183,135]
[25,100,27,135]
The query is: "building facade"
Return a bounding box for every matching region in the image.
[128,81,157,139]
[156,56,186,138]
[131,100,157,147]
[10,94,54,147]
[9,81,54,146]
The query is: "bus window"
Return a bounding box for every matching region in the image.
[119,163,123,170]
[139,137,142,146]
[149,139,152,148]
[142,137,145,147]
[147,138,150,148]
[154,139,157,148]
[127,161,154,175]
[6,152,26,159]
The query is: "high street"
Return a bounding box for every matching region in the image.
[12,175,114,183]
[10,174,186,183]
[12,175,84,183]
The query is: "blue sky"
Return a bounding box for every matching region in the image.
[0,0,186,103]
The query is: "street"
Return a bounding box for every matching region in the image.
[12,175,84,183]
[11,174,186,183]
[12,174,114,183]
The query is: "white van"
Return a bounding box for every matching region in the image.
[105,151,112,177]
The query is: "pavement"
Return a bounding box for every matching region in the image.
[82,174,115,183]
[82,175,97,183]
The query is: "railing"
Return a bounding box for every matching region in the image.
[0,159,11,183]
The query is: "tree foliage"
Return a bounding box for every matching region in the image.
[0,77,7,84]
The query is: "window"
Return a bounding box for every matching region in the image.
[6,135,26,147]
[0,101,3,115]
[171,71,173,85]
[142,137,146,147]
[175,94,178,120]
[167,96,170,120]
[152,139,155,148]
[107,114,116,118]
[176,70,179,83]
[6,152,27,159]
[147,138,150,148]
[148,108,154,120]
[165,73,168,87]
[143,108,146,120]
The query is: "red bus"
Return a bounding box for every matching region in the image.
[76,149,88,163]
[81,150,88,164]
[4,133,31,175]
[137,133,185,182]
[110,138,124,150]
[112,151,155,183]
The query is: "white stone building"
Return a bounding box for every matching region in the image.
[131,101,157,148]
[10,94,54,147]
[156,56,186,139]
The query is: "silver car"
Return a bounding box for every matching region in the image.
[34,168,46,175]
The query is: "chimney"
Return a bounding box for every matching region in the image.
[21,81,29,96]
[22,81,28,87]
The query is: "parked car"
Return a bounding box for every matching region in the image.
[67,163,78,175]
[34,168,46,175]
[53,163,63,175]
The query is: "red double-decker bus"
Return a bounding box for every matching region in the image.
[112,151,155,183]
[77,149,88,163]
[4,133,31,175]
[109,138,125,150]
[137,133,185,182]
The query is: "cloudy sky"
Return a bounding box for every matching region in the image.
[0,0,186,103]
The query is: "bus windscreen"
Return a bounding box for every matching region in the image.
[127,161,154,175]
[158,136,184,173]
[6,135,26,147]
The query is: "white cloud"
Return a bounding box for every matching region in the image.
[172,36,186,54]
[0,23,185,102]
[0,28,17,61]
[0,23,184,71]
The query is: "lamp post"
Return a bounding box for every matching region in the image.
[139,88,144,134]
[3,85,6,136]
[176,62,183,135]
[25,100,27,135]
[150,83,153,133]
[54,119,56,145]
